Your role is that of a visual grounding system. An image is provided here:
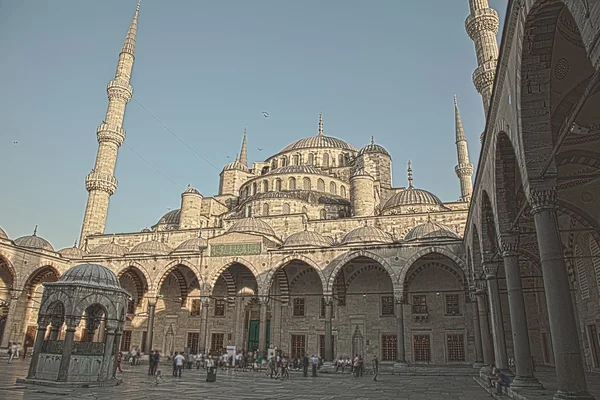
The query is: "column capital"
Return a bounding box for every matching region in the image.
[322,295,333,306]
[200,296,211,307]
[258,296,269,306]
[500,239,519,257]
[475,281,487,295]
[483,262,499,278]
[9,289,20,301]
[394,295,405,304]
[146,296,158,307]
[64,316,81,330]
[529,187,557,214]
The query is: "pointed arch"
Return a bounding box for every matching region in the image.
[116,262,152,292]
[260,255,325,298]
[117,265,149,305]
[21,264,61,292]
[155,259,203,291]
[0,252,16,290]
[218,270,237,305]
[403,261,468,296]
[326,250,397,295]
[208,258,260,293]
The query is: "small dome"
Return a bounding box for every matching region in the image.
[265,165,329,177]
[59,263,121,289]
[383,187,442,210]
[223,157,250,172]
[173,236,208,253]
[283,230,333,248]
[183,185,202,196]
[342,225,394,245]
[351,168,372,178]
[15,229,54,252]
[129,240,173,256]
[358,137,390,157]
[157,209,181,226]
[89,241,129,257]
[0,226,7,239]
[405,221,460,242]
[59,245,87,259]
[141,228,152,233]
[281,135,357,153]
[227,217,277,238]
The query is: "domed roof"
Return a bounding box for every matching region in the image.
[383,187,442,210]
[173,236,208,253]
[14,227,54,251]
[129,240,173,256]
[283,229,333,248]
[89,241,129,257]
[141,228,152,233]
[0,226,8,239]
[282,135,357,152]
[223,155,250,172]
[227,217,277,238]
[59,263,121,289]
[358,137,390,157]
[351,168,372,178]
[341,225,394,245]
[405,220,461,242]
[59,243,87,259]
[266,165,329,177]
[183,185,202,196]
[157,209,181,225]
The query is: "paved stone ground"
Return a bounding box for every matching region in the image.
[0,358,495,400]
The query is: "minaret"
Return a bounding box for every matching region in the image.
[318,113,324,136]
[465,0,500,116]
[454,95,474,202]
[239,125,248,167]
[79,1,141,245]
[407,160,414,188]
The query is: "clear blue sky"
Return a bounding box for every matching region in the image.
[0,0,506,250]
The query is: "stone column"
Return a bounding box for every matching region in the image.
[57,320,78,381]
[27,320,49,379]
[483,262,511,375]
[200,297,210,352]
[1,290,20,348]
[100,327,116,381]
[258,298,268,354]
[475,285,493,374]
[501,241,543,389]
[530,188,593,399]
[394,296,408,370]
[324,297,333,362]
[112,328,122,378]
[144,297,157,354]
[470,293,484,368]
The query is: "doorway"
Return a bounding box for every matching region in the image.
[248,320,270,351]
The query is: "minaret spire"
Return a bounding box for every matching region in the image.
[407,160,414,188]
[453,95,474,202]
[239,125,248,167]
[79,1,141,246]
[465,0,499,116]
[318,113,324,136]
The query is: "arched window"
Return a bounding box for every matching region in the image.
[340,185,347,198]
[320,209,326,219]
[282,156,288,167]
[308,153,314,165]
[330,182,337,195]
[303,177,311,190]
[263,180,269,192]
[245,205,252,217]
[338,154,345,166]
[252,182,258,195]
[317,178,325,192]
[288,177,296,190]
[322,153,329,167]
[589,237,600,293]
[282,203,290,214]
[293,154,299,165]
[272,159,278,169]
[302,206,308,214]
[244,187,249,198]
[275,179,282,191]
[263,203,270,216]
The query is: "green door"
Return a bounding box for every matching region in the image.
[248,320,270,351]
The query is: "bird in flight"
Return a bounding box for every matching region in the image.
[258,148,263,151]
[13,141,18,144]
[262,111,269,118]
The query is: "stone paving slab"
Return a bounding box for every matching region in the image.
[0,358,496,399]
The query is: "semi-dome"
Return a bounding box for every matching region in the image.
[341,225,394,245]
[266,165,329,177]
[129,240,173,256]
[358,137,390,157]
[89,241,129,257]
[173,236,208,253]
[383,187,442,210]
[157,209,181,226]
[59,263,121,289]
[59,244,87,259]
[14,228,54,252]
[283,229,333,248]
[0,226,8,239]
[405,220,460,242]
[227,217,277,238]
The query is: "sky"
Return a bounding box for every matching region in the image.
[0,0,506,250]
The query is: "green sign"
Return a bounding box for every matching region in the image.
[210,243,261,257]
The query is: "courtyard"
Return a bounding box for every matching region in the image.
[0,358,497,400]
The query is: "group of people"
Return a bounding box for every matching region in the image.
[335,355,379,380]
[6,341,24,364]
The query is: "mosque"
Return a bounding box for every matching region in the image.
[2,1,600,396]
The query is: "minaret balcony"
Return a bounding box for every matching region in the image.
[85,172,118,195]
[465,8,499,39]
[97,123,126,147]
[472,61,497,92]
[455,163,474,176]
[106,79,133,102]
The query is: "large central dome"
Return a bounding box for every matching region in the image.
[281,135,357,152]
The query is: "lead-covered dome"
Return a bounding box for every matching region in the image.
[89,241,129,257]
[227,217,277,238]
[59,244,87,259]
[358,137,390,157]
[383,187,442,210]
[157,209,181,226]
[283,229,333,248]
[0,226,8,239]
[173,236,208,253]
[59,263,121,289]
[282,135,357,152]
[15,228,54,252]
[404,221,460,242]
[223,155,249,172]
[129,240,173,256]
[341,225,394,245]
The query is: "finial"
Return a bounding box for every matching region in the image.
[453,93,458,106]
[407,160,413,188]
[33,225,38,236]
[235,153,239,161]
[318,113,324,136]
[73,240,78,248]
[187,183,191,188]
[136,0,141,12]
[244,125,247,137]
[371,136,375,145]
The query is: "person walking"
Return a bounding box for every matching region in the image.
[174,351,185,377]
[116,351,123,373]
[302,353,309,377]
[148,350,155,375]
[7,342,14,364]
[152,350,160,375]
[311,354,318,377]
[372,355,379,381]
